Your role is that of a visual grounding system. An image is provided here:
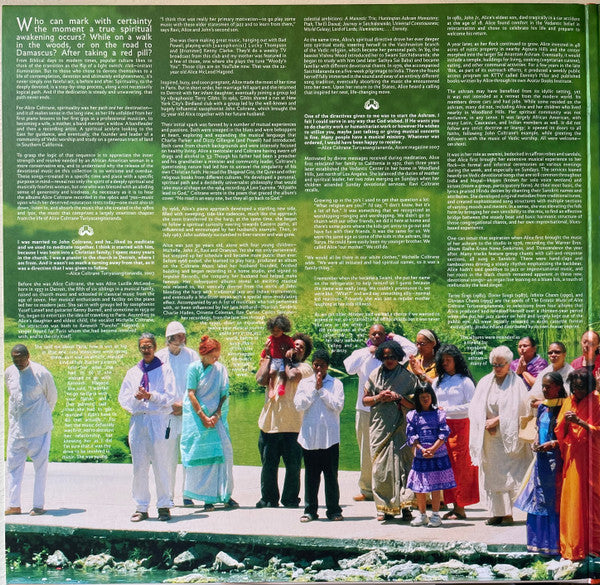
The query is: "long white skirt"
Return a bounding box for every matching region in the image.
[482,430,531,516]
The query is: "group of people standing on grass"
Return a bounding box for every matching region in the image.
[256,315,345,521]
[117,323,237,523]
[4,319,599,563]
[343,325,600,561]
[256,318,599,561]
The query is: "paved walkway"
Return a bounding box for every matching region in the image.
[6,462,526,551]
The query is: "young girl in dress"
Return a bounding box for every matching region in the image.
[406,383,457,527]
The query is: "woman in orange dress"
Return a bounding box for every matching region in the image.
[555,368,600,561]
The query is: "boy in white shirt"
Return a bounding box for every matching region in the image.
[294,349,345,522]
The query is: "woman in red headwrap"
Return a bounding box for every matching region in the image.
[180,335,238,510]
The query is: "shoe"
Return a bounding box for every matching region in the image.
[499,515,514,526]
[328,513,344,521]
[5,507,21,516]
[353,493,372,501]
[401,508,413,521]
[428,513,442,527]
[300,513,318,522]
[256,499,279,508]
[30,508,46,516]
[485,516,503,526]
[183,498,194,507]
[130,511,149,522]
[411,513,429,527]
[203,503,215,512]
[224,499,239,510]
[158,508,171,521]
[444,509,467,520]
[283,502,300,508]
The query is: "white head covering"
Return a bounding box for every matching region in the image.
[417,329,436,343]
[165,321,186,337]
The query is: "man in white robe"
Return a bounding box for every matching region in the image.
[5,344,57,516]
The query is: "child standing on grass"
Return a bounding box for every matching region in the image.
[406,383,456,527]
[261,314,295,397]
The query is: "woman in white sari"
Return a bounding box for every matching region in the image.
[181,335,237,510]
[469,345,532,526]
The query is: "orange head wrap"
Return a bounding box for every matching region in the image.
[198,334,221,355]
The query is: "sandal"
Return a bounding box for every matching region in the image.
[224,499,239,510]
[157,507,171,521]
[130,511,149,522]
[300,513,318,522]
[203,503,216,512]
[443,510,467,520]
[329,513,344,521]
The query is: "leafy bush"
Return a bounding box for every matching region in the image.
[107,439,131,463]
[229,376,256,394]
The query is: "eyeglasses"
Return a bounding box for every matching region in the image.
[139,345,154,350]
[491,363,508,368]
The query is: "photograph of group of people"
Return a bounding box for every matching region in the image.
[5,316,600,565]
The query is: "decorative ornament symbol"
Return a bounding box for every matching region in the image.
[78,225,94,236]
[364,99,380,111]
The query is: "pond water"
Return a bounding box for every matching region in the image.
[7,568,175,584]
[228,378,360,470]
[8,567,305,584]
